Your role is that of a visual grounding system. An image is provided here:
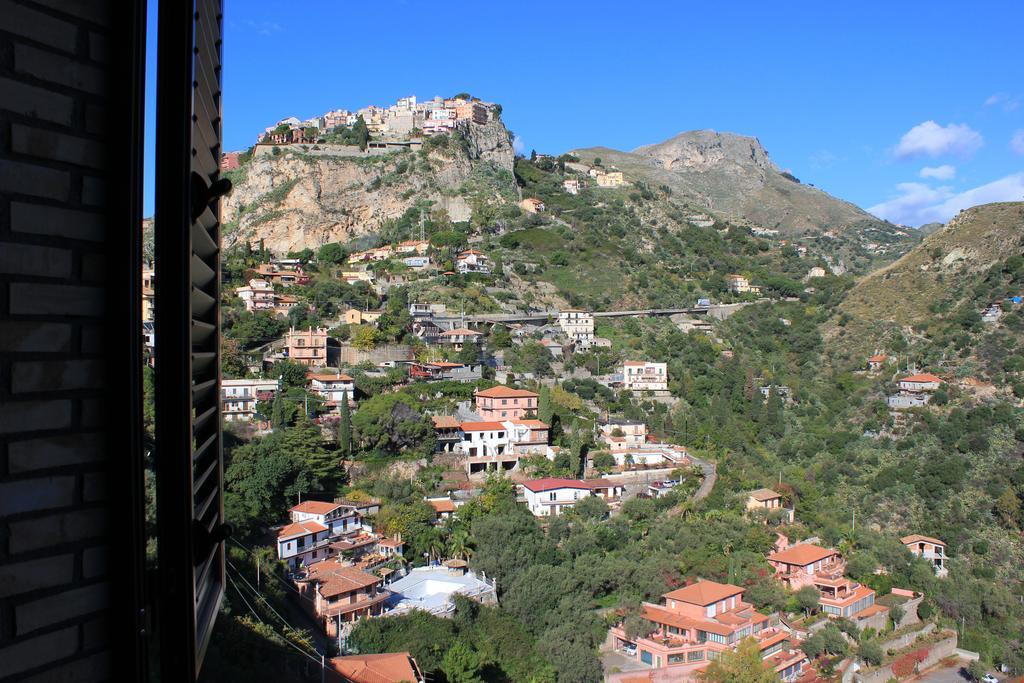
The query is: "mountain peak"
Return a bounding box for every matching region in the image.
[631,129,777,175]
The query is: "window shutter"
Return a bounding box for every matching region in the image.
[154,1,229,679]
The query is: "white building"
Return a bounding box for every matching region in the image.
[306,371,355,410]
[456,250,491,275]
[458,421,510,457]
[276,520,332,569]
[609,443,690,468]
[622,361,668,392]
[222,378,281,422]
[289,500,367,538]
[558,309,595,349]
[235,278,276,312]
[598,419,647,450]
[897,373,942,392]
[521,478,624,517]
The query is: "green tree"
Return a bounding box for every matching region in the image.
[794,585,821,616]
[338,396,352,456]
[442,639,483,683]
[700,637,777,683]
[317,242,345,264]
[351,324,379,351]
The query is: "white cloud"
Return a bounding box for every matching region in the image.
[894,121,983,159]
[919,164,956,180]
[512,135,526,156]
[1012,130,1024,156]
[869,172,1024,226]
[984,93,1021,112]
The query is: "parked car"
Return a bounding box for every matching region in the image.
[981,674,998,683]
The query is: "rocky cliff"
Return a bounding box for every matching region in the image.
[222,120,518,253]
[574,130,900,238]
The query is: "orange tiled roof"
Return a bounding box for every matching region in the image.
[440,328,481,336]
[278,520,328,539]
[306,560,380,598]
[307,372,354,382]
[327,652,421,683]
[427,498,456,513]
[522,478,593,493]
[768,544,836,566]
[474,385,538,399]
[900,373,942,383]
[431,415,460,429]
[663,579,744,607]
[460,421,506,432]
[290,500,342,516]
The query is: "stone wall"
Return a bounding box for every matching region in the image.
[855,633,958,683]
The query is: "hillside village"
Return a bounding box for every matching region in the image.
[140,97,1024,683]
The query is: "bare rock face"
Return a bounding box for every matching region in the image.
[222,120,517,254]
[633,129,776,181]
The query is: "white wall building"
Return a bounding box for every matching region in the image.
[622,361,668,392]
[458,421,511,457]
[306,371,355,409]
[558,309,595,349]
[222,378,281,422]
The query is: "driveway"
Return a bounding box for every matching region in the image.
[912,663,970,683]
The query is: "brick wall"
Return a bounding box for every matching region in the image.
[0,1,131,680]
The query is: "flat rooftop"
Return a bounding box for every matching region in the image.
[386,566,494,616]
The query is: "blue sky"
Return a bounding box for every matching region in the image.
[144,0,1024,226]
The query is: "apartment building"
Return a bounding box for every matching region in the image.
[456,250,492,275]
[558,309,595,348]
[439,327,483,351]
[599,419,648,450]
[767,544,883,620]
[221,378,281,422]
[608,580,807,678]
[474,385,539,420]
[277,520,333,569]
[306,371,355,410]
[726,274,760,294]
[622,361,669,392]
[287,326,329,367]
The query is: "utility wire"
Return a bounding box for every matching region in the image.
[227,559,320,657]
[227,571,324,668]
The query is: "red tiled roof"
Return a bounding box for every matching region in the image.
[474,385,538,399]
[327,652,421,683]
[290,500,342,516]
[768,544,836,566]
[460,421,506,432]
[900,373,942,383]
[427,499,456,513]
[278,520,328,539]
[306,560,381,598]
[868,354,887,362]
[307,372,354,382]
[662,579,744,607]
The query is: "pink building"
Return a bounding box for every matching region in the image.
[901,534,948,577]
[608,580,807,680]
[473,385,539,420]
[767,544,883,620]
[287,326,329,367]
[220,151,241,171]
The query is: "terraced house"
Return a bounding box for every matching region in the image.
[474,385,539,420]
[608,580,807,680]
[767,543,884,622]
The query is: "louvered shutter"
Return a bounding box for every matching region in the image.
[154,1,229,679]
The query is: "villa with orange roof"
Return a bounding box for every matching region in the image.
[326,652,425,683]
[767,543,883,621]
[608,579,808,680]
[277,520,332,569]
[474,385,539,420]
[897,373,943,392]
[901,534,949,577]
[296,559,391,636]
[306,371,355,409]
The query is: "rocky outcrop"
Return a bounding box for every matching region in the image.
[222,120,518,254]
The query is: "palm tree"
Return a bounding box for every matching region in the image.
[449,528,473,561]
